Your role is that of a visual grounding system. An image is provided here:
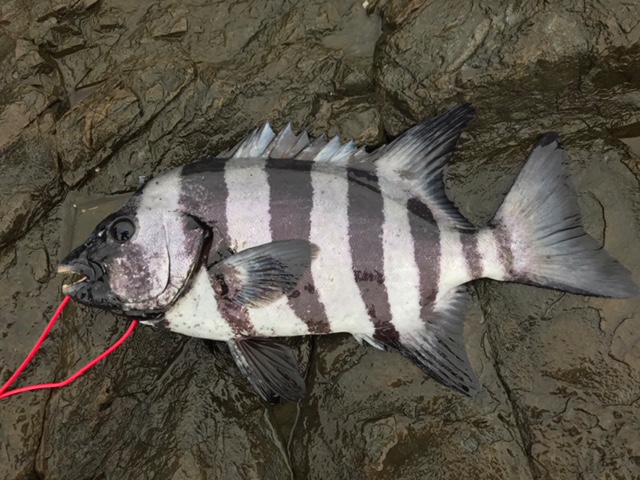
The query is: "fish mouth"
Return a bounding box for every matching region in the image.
[60,272,88,295]
[57,260,104,296]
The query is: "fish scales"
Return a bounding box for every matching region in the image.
[167,158,504,343]
[406,197,445,333]
[459,232,483,281]
[177,159,433,340]
[223,159,310,337]
[265,159,330,334]
[308,165,372,336]
[377,176,427,345]
[346,168,397,345]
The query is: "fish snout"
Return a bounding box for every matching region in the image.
[58,249,106,295]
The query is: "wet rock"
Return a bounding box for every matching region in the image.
[42,23,86,57]
[0,129,62,248]
[0,246,16,274]
[35,321,294,479]
[288,300,532,479]
[0,86,51,150]
[149,8,189,38]
[56,43,196,186]
[56,84,142,185]
[375,1,640,124]
[27,248,50,283]
[0,223,67,480]
[476,141,640,477]
[1,1,640,479]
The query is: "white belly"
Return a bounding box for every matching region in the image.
[162,268,234,341]
[247,297,311,337]
[161,268,312,340]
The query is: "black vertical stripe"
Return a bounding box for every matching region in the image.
[407,197,441,318]
[460,232,483,280]
[347,168,399,345]
[208,268,256,336]
[492,224,517,280]
[180,157,231,244]
[266,158,331,334]
[181,158,255,336]
[219,299,256,337]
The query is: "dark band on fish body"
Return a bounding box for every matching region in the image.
[460,232,483,280]
[180,158,245,337]
[265,159,331,334]
[346,168,398,344]
[182,156,228,174]
[265,157,325,171]
[217,298,256,337]
[209,262,255,336]
[180,157,231,241]
[492,223,517,280]
[346,167,382,195]
[266,159,314,239]
[407,197,437,225]
[407,197,441,307]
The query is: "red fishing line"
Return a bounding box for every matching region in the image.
[0,296,138,400]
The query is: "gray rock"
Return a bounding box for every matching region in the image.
[0,1,639,479]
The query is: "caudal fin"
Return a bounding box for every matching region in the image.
[488,134,639,298]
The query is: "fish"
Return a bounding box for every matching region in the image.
[57,104,639,403]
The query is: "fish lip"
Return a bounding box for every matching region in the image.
[57,259,105,295]
[61,277,88,296]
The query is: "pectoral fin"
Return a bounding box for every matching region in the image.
[208,240,318,307]
[228,337,306,404]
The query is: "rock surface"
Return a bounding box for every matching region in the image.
[1,1,640,478]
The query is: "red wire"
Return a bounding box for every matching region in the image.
[0,296,138,400]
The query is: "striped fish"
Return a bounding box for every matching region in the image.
[58,104,639,403]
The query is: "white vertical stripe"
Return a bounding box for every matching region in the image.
[437,229,472,301]
[476,228,507,281]
[126,169,191,307]
[225,162,272,249]
[244,297,312,337]
[163,268,234,341]
[224,162,310,336]
[309,169,371,334]
[378,177,422,342]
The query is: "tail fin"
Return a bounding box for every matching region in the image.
[488,134,639,298]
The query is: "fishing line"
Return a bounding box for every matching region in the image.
[0,296,138,400]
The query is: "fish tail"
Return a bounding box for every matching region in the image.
[481,134,639,298]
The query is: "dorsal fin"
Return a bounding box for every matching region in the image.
[297,135,328,160]
[374,104,476,230]
[218,123,368,165]
[221,123,276,158]
[264,123,309,158]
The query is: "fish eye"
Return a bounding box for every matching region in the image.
[109,218,136,243]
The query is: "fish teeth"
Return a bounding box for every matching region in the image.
[61,276,87,295]
[57,265,77,274]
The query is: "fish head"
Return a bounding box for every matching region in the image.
[58,201,210,317]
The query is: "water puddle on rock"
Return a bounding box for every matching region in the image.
[611,121,640,157]
[620,136,640,156]
[60,192,132,255]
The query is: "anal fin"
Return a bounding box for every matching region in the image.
[228,337,306,404]
[352,333,387,351]
[385,287,480,396]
